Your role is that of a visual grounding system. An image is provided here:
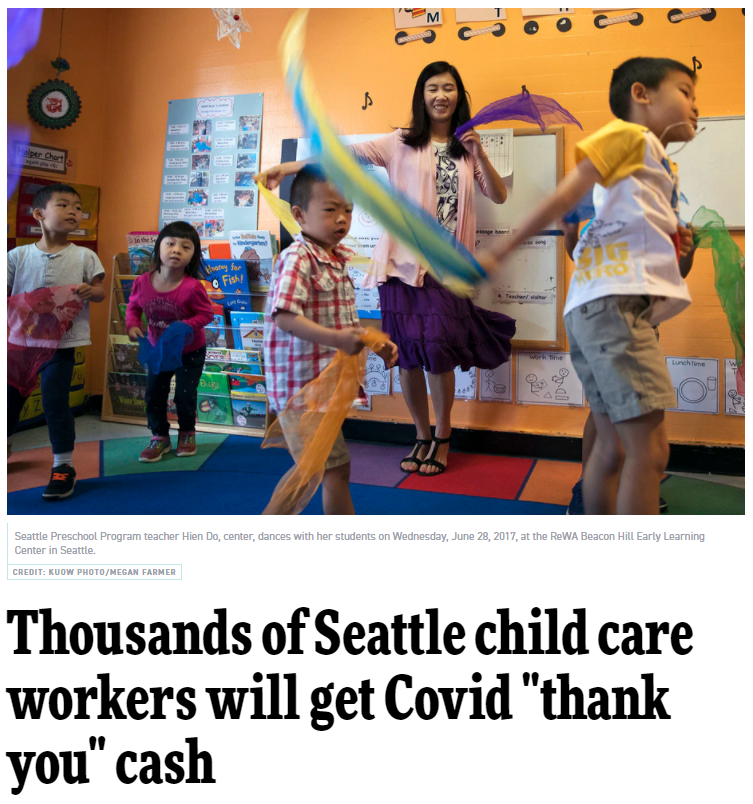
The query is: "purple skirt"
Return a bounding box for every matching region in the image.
[378,274,516,374]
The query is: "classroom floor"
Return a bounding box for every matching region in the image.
[6,415,745,516]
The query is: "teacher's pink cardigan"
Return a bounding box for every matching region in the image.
[349,131,492,288]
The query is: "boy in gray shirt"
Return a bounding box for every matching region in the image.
[7,183,106,500]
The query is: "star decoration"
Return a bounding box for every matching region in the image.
[212,8,251,49]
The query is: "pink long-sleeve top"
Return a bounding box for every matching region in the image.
[125,272,214,353]
[349,130,493,288]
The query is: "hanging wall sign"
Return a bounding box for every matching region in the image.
[12,142,68,175]
[455,9,507,22]
[393,8,443,28]
[27,79,82,129]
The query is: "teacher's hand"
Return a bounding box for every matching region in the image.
[459,129,484,159]
[253,165,286,191]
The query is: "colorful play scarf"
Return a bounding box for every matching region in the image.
[7,285,83,396]
[455,88,582,138]
[280,9,487,296]
[262,327,388,515]
[691,206,745,394]
[138,321,194,374]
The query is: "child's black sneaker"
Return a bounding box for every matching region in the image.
[42,464,77,501]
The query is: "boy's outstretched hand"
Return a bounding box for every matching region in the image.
[336,327,368,356]
[678,224,694,257]
[476,246,511,281]
[373,337,398,369]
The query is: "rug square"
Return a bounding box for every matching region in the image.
[103,433,226,477]
[518,459,582,505]
[7,441,100,493]
[399,452,534,499]
[348,441,418,487]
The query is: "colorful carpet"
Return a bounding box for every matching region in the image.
[6,434,745,516]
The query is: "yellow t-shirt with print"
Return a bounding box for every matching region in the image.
[565,120,691,327]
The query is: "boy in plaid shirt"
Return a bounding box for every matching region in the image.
[264,166,397,514]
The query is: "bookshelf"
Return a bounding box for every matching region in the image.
[100,253,273,438]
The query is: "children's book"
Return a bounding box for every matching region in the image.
[126,232,158,275]
[204,347,262,369]
[108,372,147,416]
[201,260,251,311]
[230,395,267,428]
[208,241,232,259]
[227,373,267,398]
[109,334,144,373]
[229,311,264,349]
[115,275,137,304]
[204,359,263,376]
[199,371,230,398]
[198,395,234,426]
[204,301,228,349]
[229,230,276,292]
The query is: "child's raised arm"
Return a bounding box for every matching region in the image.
[477,158,602,275]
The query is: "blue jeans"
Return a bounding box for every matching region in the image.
[7,348,76,454]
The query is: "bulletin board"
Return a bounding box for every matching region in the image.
[160,94,263,238]
[282,126,565,349]
[473,127,565,349]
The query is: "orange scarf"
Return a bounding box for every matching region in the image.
[262,327,388,514]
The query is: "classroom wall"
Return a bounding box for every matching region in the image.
[9,8,744,447]
[7,8,112,389]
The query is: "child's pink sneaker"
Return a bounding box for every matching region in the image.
[139,436,171,463]
[177,431,197,457]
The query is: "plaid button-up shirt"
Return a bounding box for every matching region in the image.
[264,234,359,413]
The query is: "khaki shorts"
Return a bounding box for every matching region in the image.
[277,409,350,471]
[564,295,676,423]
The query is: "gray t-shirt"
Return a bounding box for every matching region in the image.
[7,243,105,347]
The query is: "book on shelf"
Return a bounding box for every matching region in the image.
[115,274,137,304]
[202,260,252,312]
[205,347,262,369]
[230,395,267,429]
[126,232,158,275]
[229,311,264,350]
[228,373,267,398]
[108,372,147,417]
[109,334,144,373]
[229,230,276,292]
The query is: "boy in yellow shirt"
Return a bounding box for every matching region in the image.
[481,57,699,515]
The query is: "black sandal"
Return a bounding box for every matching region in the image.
[419,435,451,476]
[400,439,432,473]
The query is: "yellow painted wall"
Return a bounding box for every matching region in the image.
[8,8,745,447]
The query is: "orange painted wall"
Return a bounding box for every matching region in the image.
[9,8,744,447]
[7,8,112,384]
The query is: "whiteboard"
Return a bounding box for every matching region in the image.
[289,126,565,348]
[473,127,565,348]
[673,116,745,229]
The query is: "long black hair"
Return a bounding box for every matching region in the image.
[151,221,206,279]
[401,61,472,160]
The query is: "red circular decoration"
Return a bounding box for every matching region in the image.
[234,15,239,20]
